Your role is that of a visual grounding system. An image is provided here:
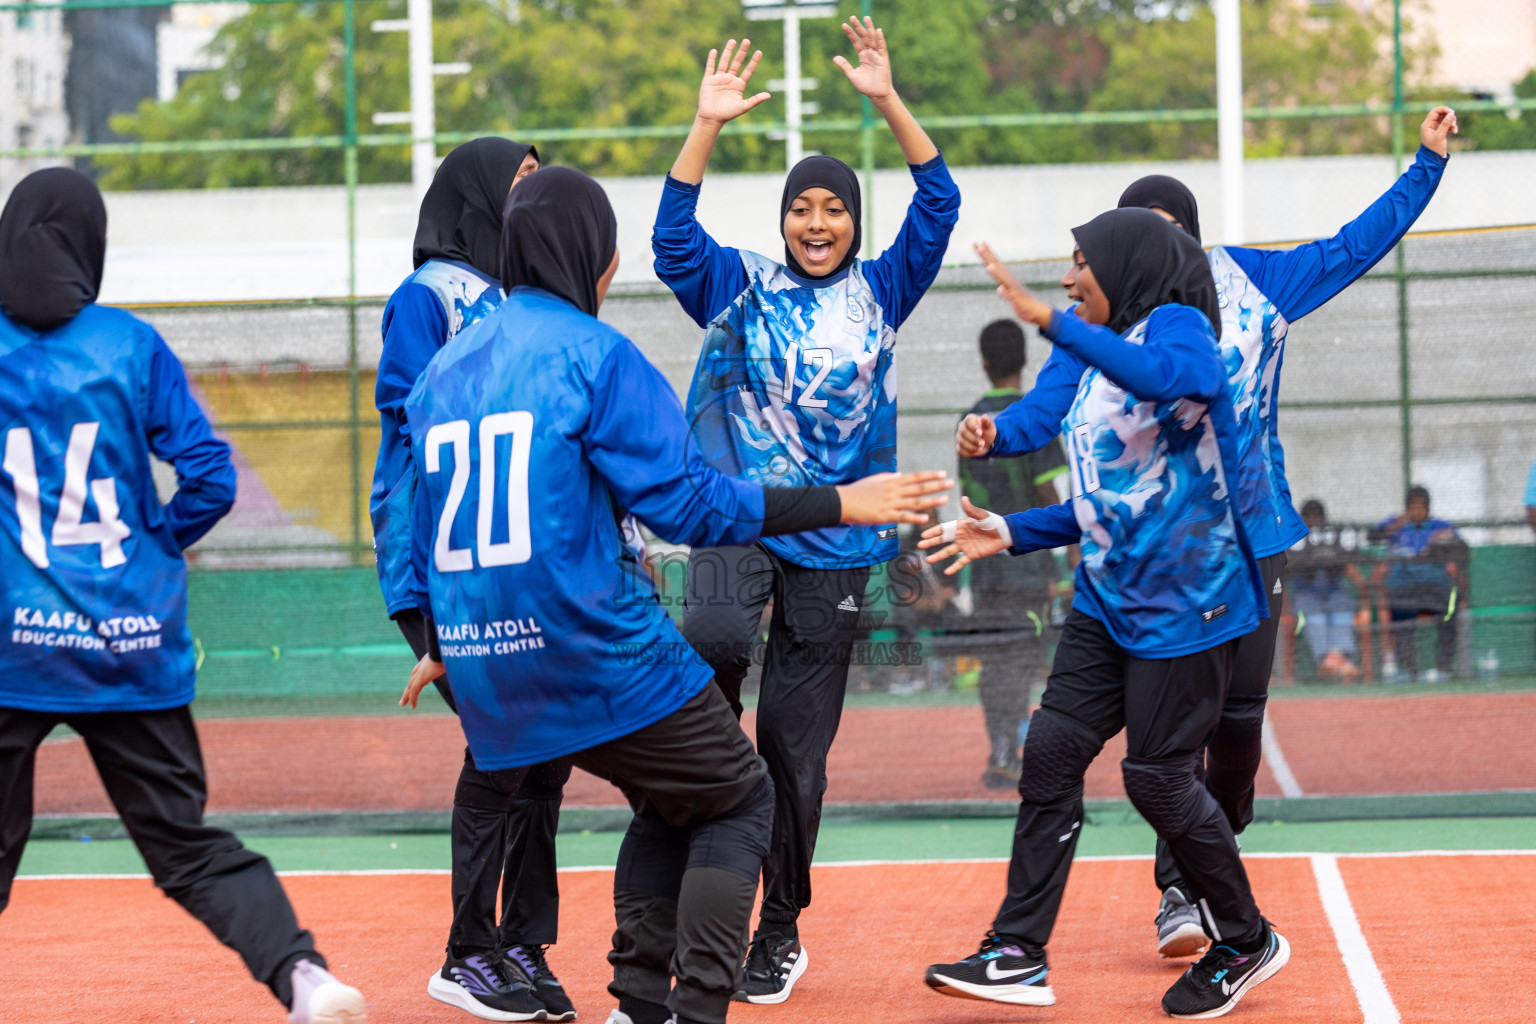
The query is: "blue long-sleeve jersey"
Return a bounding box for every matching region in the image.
[0,304,235,712]
[371,258,504,616]
[1002,305,1265,658]
[653,154,960,570]
[404,288,775,770]
[991,145,1448,558]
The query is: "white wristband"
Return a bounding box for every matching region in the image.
[939,513,1013,549]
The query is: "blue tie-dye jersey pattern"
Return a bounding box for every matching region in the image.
[687,252,897,569]
[1061,312,1263,657]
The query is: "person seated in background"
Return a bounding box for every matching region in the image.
[1369,485,1468,682]
[1287,500,1366,681]
[957,319,1071,788]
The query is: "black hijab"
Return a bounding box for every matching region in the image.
[1117,174,1202,245]
[501,166,617,317]
[413,137,538,275]
[1070,207,1221,339]
[780,155,862,278]
[0,168,107,332]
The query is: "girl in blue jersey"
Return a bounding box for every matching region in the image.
[369,137,581,1023]
[921,210,1286,1020]
[957,105,1458,959]
[652,21,960,1001]
[397,166,950,1024]
[0,169,365,1023]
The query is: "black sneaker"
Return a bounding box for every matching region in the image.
[924,933,1054,1006]
[980,757,1022,790]
[1162,923,1290,1019]
[428,950,547,1021]
[1156,886,1210,959]
[734,933,808,1005]
[506,944,576,1022]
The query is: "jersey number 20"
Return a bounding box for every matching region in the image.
[425,412,532,573]
[2,423,132,570]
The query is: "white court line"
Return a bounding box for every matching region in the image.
[16,847,1536,882]
[1261,716,1305,797]
[1311,853,1400,1024]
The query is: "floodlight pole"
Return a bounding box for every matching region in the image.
[408,0,436,200]
[744,0,836,170]
[1214,0,1245,244]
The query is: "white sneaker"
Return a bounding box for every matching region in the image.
[604,1012,634,1024]
[288,960,367,1024]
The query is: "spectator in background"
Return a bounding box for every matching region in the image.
[957,320,1071,789]
[1288,500,1366,681]
[1370,485,1468,682]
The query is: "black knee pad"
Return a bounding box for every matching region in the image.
[1121,754,1206,841]
[1015,708,1103,806]
[614,811,692,899]
[516,759,573,802]
[686,776,774,884]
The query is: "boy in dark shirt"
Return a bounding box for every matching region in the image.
[957,320,1069,787]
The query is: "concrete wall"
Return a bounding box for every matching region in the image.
[78,147,1536,303]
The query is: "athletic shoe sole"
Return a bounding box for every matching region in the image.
[1159,920,1210,959]
[923,968,1056,1007]
[427,973,546,1022]
[300,981,369,1024]
[1166,933,1291,1020]
[742,946,809,1005]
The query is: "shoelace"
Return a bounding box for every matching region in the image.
[511,944,557,985]
[744,935,787,981]
[470,951,525,993]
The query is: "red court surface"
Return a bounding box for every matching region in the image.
[30,691,1536,816]
[4,854,1530,1023]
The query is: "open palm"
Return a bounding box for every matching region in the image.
[833,17,893,101]
[697,39,771,126]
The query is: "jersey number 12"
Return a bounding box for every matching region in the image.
[2,422,132,570]
[425,412,533,573]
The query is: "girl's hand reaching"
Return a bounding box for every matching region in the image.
[918,496,1014,575]
[1420,106,1458,158]
[833,17,894,103]
[696,39,771,128]
[975,241,1054,328]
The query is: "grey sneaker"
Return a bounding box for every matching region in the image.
[1156,886,1209,959]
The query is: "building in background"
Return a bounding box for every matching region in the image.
[62,4,167,177]
[0,0,69,193]
[157,2,245,101]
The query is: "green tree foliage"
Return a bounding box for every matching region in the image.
[1455,69,1536,152]
[100,0,1437,189]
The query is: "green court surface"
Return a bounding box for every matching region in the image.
[17,815,1536,877]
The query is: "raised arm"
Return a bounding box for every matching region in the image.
[833,17,939,166]
[143,334,236,550]
[1227,107,1455,322]
[668,39,770,185]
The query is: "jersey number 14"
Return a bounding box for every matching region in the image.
[2,423,132,570]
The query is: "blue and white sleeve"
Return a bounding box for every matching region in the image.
[1226,145,1447,322]
[989,345,1085,457]
[584,336,766,548]
[1003,501,1081,555]
[861,154,962,329]
[143,334,237,550]
[651,176,750,328]
[1045,305,1224,404]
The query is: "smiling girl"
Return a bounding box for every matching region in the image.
[651,19,960,1005]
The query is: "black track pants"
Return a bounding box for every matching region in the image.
[397,609,570,952]
[680,542,869,934]
[0,704,322,1009]
[992,611,1264,949]
[1153,553,1284,895]
[495,685,771,1024]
